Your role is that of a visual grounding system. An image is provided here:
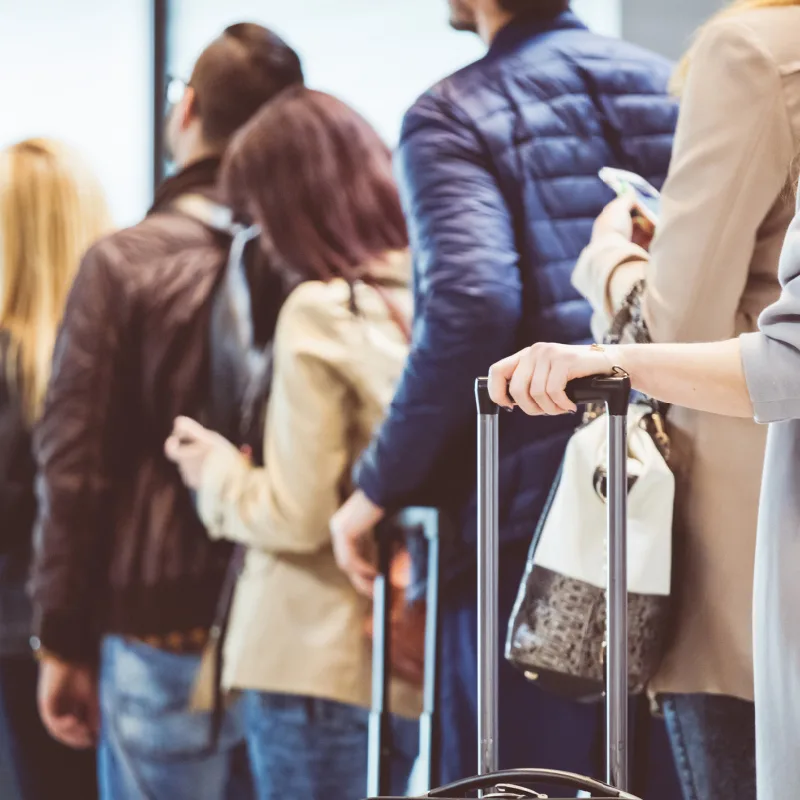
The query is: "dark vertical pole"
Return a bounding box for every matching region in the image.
[152,0,169,193]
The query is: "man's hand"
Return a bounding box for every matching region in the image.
[38,656,99,749]
[330,490,385,597]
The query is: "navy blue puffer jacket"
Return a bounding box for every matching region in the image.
[355,11,677,576]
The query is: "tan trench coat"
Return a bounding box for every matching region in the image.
[574,6,800,700]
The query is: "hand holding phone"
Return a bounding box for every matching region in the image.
[598,167,660,238]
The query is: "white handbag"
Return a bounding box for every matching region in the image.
[506,399,674,699]
[533,404,673,596]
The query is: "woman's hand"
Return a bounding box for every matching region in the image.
[592,193,653,251]
[164,416,230,490]
[488,343,618,415]
[330,490,385,597]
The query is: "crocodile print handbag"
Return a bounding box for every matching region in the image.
[505,281,675,701]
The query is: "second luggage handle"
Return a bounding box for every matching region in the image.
[475,372,632,792]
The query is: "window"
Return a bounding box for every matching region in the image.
[0,0,152,226]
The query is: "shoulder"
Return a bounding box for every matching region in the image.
[276,277,411,356]
[402,29,672,144]
[81,211,222,289]
[274,280,353,351]
[693,8,800,76]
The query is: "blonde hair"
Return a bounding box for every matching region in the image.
[671,0,800,95]
[0,139,112,423]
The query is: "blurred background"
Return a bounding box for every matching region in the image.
[0,0,724,227]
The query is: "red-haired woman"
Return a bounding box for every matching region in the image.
[164,88,421,800]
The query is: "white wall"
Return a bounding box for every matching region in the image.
[573,0,622,38]
[0,0,152,227]
[170,0,622,147]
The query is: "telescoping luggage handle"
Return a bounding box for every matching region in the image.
[475,373,632,792]
[368,509,441,797]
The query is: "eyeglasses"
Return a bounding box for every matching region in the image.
[165,75,188,111]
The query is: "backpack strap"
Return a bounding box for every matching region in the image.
[171,193,237,236]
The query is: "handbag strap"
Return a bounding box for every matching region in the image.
[363,280,412,345]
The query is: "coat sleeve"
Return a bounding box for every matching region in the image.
[196,288,352,554]
[642,18,794,344]
[0,342,36,554]
[31,242,126,663]
[741,214,800,423]
[354,93,522,509]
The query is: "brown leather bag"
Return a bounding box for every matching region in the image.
[364,546,426,686]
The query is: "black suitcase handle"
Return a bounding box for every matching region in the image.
[476,372,631,418]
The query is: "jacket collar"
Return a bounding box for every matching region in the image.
[148,157,222,216]
[488,9,587,59]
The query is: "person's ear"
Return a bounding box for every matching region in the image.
[178,85,199,131]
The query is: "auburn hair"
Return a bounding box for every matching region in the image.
[221,88,408,284]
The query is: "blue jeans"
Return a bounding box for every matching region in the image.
[243,691,419,800]
[662,694,756,800]
[98,636,252,800]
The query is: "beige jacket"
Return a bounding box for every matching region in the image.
[196,251,422,718]
[574,7,800,701]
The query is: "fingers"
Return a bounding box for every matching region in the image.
[349,569,376,598]
[171,416,210,445]
[39,701,95,750]
[336,545,377,598]
[545,360,577,414]
[508,348,544,416]
[164,434,182,462]
[487,352,521,408]
[529,356,562,416]
[490,343,582,417]
[614,190,638,213]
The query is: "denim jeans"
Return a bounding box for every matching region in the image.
[98,636,253,800]
[662,693,756,800]
[243,691,419,800]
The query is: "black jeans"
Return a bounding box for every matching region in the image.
[662,693,756,800]
[0,654,98,800]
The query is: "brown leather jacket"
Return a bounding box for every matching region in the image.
[31,160,235,663]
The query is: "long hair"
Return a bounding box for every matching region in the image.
[221,88,408,285]
[0,139,112,423]
[671,0,800,95]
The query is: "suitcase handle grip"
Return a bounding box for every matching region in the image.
[426,768,640,799]
[475,372,631,417]
[565,372,630,416]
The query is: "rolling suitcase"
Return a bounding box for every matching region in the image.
[366,370,638,799]
[368,508,442,797]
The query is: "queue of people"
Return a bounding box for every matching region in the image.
[0,1,797,799]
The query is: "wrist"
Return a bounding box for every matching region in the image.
[594,343,628,376]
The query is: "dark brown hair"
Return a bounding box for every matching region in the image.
[499,0,569,15]
[221,88,408,283]
[190,23,304,147]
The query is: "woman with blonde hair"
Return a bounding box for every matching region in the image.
[501,1,800,798]
[0,138,111,799]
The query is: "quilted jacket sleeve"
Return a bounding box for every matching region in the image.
[354,93,522,509]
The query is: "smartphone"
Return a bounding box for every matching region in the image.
[598,167,660,234]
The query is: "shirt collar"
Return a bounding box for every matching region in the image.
[488,9,588,59]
